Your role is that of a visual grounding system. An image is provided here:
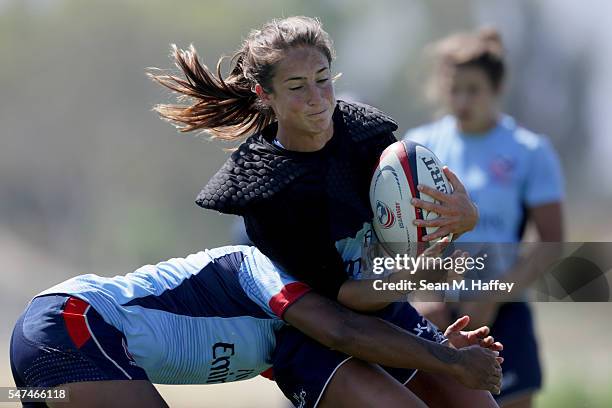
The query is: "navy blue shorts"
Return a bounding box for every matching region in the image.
[272,302,447,408]
[10,294,149,405]
[491,302,542,404]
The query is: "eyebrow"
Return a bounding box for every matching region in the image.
[283,67,329,82]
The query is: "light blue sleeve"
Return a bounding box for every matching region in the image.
[238,248,311,320]
[524,137,565,206]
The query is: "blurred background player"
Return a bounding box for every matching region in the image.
[404,28,565,408]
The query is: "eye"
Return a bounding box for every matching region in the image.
[317,78,329,83]
[289,86,303,91]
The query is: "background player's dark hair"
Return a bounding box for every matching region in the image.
[148,16,335,142]
[426,27,506,103]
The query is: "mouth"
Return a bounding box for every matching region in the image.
[308,109,327,117]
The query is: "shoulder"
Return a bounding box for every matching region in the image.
[403,116,454,146]
[196,133,310,215]
[500,115,555,154]
[335,100,398,143]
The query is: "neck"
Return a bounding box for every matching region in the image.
[276,123,334,152]
[457,114,498,135]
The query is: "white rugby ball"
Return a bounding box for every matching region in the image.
[370,140,453,255]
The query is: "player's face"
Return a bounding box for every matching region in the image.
[260,46,335,138]
[444,66,500,131]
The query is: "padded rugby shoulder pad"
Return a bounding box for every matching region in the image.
[195,136,308,214]
[336,100,398,143]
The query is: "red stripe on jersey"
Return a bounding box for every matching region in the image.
[260,367,274,381]
[269,282,311,319]
[62,297,91,349]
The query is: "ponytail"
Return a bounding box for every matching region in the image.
[148,44,274,141]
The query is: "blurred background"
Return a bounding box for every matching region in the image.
[1,0,611,406]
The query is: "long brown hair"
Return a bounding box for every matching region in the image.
[148,16,335,142]
[426,27,506,104]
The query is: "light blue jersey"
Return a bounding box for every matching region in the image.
[37,246,310,384]
[32,220,379,386]
[405,115,564,243]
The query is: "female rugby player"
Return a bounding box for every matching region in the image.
[11,244,502,407]
[150,16,499,407]
[404,28,564,408]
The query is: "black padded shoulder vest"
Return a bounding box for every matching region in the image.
[196,100,398,215]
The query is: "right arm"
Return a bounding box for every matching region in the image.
[337,237,455,311]
[283,291,502,394]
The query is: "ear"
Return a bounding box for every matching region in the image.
[255,84,272,106]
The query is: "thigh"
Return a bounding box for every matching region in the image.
[318,359,427,408]
[272,325,353,408]
[272,303,448,407]
[407,370,498,408]
[272,325,423,408]
[48,380,167,408]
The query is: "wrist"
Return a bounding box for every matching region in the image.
[446,348,464,377]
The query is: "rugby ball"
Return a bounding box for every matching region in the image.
[370,140,452,255]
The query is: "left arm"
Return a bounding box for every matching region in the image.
[529,202,564,241]
[459,135,565,328]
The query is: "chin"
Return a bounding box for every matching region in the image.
[306,116,332,131]
[317,118,334,133]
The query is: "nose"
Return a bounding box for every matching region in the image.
[306,83,324,106]
[455,93,471,109]
[452,93,472,115]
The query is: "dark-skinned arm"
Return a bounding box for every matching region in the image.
[283,291,502,394]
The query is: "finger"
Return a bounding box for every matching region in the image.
[472,326,490,338]
[411,198,450,215]
[479,336,494,347]
[496,356,504,364]
[490,368,502,380]
[486,380,501,394]
[444,315,470,334]
[443,166,465,193]
[491,341,504,351]
[490,384,501,395]
[417,184,449,202]
[414,217,448,228]
[422,227,452,242]
[479,327,491,337]
[449,249,463,259]
[422,236,451,256]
